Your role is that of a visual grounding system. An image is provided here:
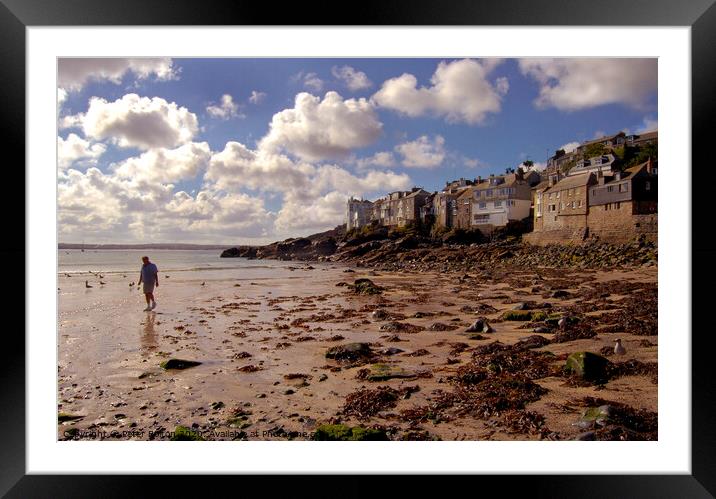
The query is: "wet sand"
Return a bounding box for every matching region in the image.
[57,263,657,441]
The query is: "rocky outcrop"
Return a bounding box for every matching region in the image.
[219,223,657,271]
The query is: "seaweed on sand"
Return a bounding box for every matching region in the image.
[342,385,420,419]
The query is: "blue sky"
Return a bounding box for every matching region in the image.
[57,57,657,244]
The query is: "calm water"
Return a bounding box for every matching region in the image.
[57,249,305,276]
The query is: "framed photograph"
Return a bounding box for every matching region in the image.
[6,0,714,495]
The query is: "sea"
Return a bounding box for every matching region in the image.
[57,248,313,280]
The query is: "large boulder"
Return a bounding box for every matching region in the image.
[564,351,610,382]
[360,363,417,381]
[466,317,493,333]
[575,405,616,429]
[325,343,374,362]
[160,358,202,370]
[350,278,383,295]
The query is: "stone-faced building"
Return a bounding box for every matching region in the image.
[371,188,431,228]
[586,160,658,242]
[526,159,658,245]
[536,172,597,236]
[455,187,474,229]
[434,178,474,229]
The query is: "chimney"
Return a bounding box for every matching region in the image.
[477,176,482,183]
[614,171,622,181]
[597,169,605,185]
[548,175,556,187]
[646,156,654,174]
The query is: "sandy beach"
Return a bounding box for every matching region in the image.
[57,259,657,441]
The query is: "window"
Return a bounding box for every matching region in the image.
[479,202,486,209]
[474,214,490,223]
[578,200,582,207]
[615,202,620,209]
[486,189,493,197]
[556,191,560,198]
[607,186,614,192]
[619,183,629,193]
[495,200,502,207]
[645,181,651,191]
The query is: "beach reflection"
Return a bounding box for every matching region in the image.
[140,312,157,358]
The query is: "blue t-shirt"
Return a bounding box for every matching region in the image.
[141,263,158,284]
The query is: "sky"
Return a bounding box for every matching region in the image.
[57,57,657,244]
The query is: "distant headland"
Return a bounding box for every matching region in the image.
[58,243,231,250]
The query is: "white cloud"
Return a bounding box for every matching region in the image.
[292,71,324,92]
[559,141,580,154]
[372,58,507,124]
[518,58,657,111]
[57,133,107,170]
[58,88,68,108]
[354,151,397,170]
[57,165,275,244]
[461,157,481,168]
[635,117,658,134]
[73,93,199,149]
[207,142,315,193]
[259,91,382,161]
[274,191,347,233]
[207,139,411,235]
[206,94,242,120]
[59,113,85,130]
[331,65,373,91]
[58,58,178,92]
[112,142,211,183]
[395,135,446,168]
[208,141,410,196]
[249,90,267,104]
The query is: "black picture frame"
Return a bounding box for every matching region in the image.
[5,0,713,496]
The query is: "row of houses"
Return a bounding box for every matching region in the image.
[545,130,658,172]
[346,130,658,244]
[528,159,657,244]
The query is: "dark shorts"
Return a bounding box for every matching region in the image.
[143,282,155,294]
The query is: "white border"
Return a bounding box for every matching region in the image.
[28,27,690,474]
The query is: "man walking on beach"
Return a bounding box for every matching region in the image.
[138,256,159,312]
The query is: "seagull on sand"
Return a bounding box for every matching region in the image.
[129,282,135,287]
[99,280,106,285]
[85,281,92,288]
[614,339,626,355]
[201,282,206,286]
